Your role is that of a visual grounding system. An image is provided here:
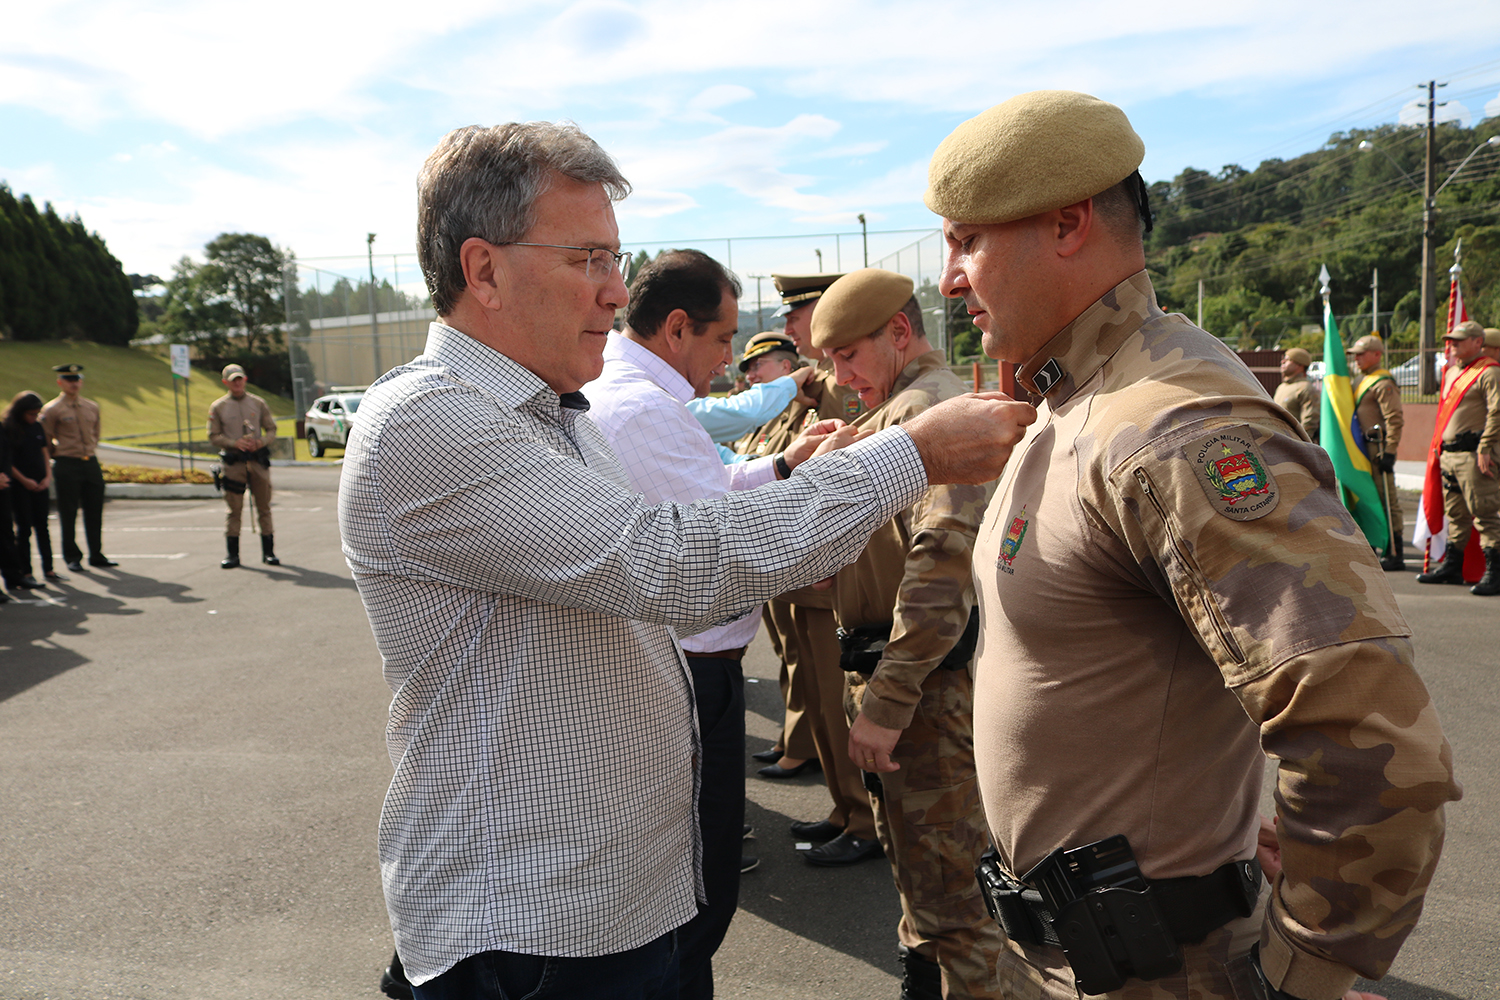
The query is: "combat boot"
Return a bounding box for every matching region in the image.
[898,946,943,1000]
[1472,548,1500,596]
[1379,537,1406,572]
[261,534,280,566]
[1415,544,1464,585]
[221,536,240,569]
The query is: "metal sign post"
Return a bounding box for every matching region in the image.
[170,345,193,471]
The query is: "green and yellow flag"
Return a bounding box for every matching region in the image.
[1318,300,1390,551]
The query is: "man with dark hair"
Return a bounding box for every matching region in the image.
[585,248,840,997]
[929,90,1457,1000]
[344,121,1036,1000]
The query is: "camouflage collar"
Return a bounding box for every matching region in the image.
[890,349,950,399]
[1018,270,1159,403]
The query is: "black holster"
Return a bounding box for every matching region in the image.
[219,447,271,467]
[838,606,980,676]
[975,836,1260,996]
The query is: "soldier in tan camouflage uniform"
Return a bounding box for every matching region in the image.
[1273,348,1321,440]
[1348,335,1405,569]
[741,278,880,857]
[811,268,1003,999]
[927,90,1459,1000]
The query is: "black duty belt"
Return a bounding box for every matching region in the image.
[838,605,979,676]
[1441,431,1481,453]
[986,856,1260,950]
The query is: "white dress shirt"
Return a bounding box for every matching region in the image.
[339,322,928,985]
[585,334,776,654]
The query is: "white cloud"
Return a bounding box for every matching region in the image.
[1485,91,1500,122]
[688,85,755,113]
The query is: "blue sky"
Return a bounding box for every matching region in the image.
[4,0,1499,297]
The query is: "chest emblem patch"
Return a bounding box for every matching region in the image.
[997,506,1030,574]
[1185,429,1279,521]
[844,396,863,419]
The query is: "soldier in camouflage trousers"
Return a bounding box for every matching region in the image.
[928,90,1459,1000]
[812,268,1003,1000]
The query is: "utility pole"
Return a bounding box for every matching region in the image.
[748,274,767,332]
[814,248,823,271]
[1371,268,1379,337]
[1197,279,1204,329]
[367,233,383,380]
[1418,80,1444,395]
[858,214,868,267]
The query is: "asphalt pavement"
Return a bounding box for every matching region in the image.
[1,462,1495,999]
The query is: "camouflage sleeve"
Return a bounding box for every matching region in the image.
[1098,414,1459,999]
[860,477,991,730]
[1373,379,1403,452]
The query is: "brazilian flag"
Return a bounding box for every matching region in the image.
[1319,303,1391,552]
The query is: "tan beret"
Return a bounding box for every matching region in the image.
[1444,319,1484,341]
[924,90,1145,225]
[222,363,247,380]
[1283,348,1312,367]
[738,332,799,371]
[1348,335,1384,354]
[1485,328,1500,348]
[810,269,915,351]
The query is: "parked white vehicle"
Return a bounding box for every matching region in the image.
[304,389,365,457]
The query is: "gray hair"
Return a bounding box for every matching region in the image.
[417,121,630,316]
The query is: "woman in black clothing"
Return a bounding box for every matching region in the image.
[3,391,54,586]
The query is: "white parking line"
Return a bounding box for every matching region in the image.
[103,553,189,559]
[111,527,223,532]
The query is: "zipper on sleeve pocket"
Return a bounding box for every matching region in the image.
[1133,467,1245,665]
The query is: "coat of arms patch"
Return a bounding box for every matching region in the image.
[997,506,1029,574]
[1184,428,1279,521]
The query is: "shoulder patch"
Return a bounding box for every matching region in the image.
[1184,428,1279,521]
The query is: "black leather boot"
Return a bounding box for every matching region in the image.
[898,946,943,1000]
[1379,536,1405,572]
[378,949,412,999]
[1415,543,1464,584]
[261,534,280,566]
[1472,548,1500,596]
[221,536,240,569]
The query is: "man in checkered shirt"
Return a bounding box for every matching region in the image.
[339,121,1035,1000]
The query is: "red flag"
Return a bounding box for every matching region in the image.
[1444,268,1468,333]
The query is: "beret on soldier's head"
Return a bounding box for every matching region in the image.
[1349,335,1384,354]
[1485,328,1500,348]
[1445,319,1484,341]
[924,90,1145,225]
[738,332,799,371]
[810,269,915,351]
[1284,348,1312,367]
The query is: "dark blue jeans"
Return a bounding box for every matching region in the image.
[678,654,747,1000]
[411,931,679,1000]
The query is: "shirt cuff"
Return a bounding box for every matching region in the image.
[1259,909,1359,1000]
[857,679,921,730]
[842,426,928,511]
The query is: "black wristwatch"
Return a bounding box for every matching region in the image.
[774,454,793,480]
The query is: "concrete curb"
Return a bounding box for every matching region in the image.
[98,442,342,468]
[104,483,221,500]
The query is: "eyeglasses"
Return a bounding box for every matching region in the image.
[499,242,632,283]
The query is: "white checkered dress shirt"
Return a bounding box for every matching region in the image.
[339,322,928,985]
[584,333,776,654]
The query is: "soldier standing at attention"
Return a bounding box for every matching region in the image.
[1273,347,1320,440]
[1415,320,1500,594]
[813,268,1002,999]
[929,90,1458,1000]
[40,363,116,573]
[1348,335,1406,570]
[208,364,279,569]
[1483,327,1500,362]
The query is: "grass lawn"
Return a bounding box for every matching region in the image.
[0,341,296,440]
